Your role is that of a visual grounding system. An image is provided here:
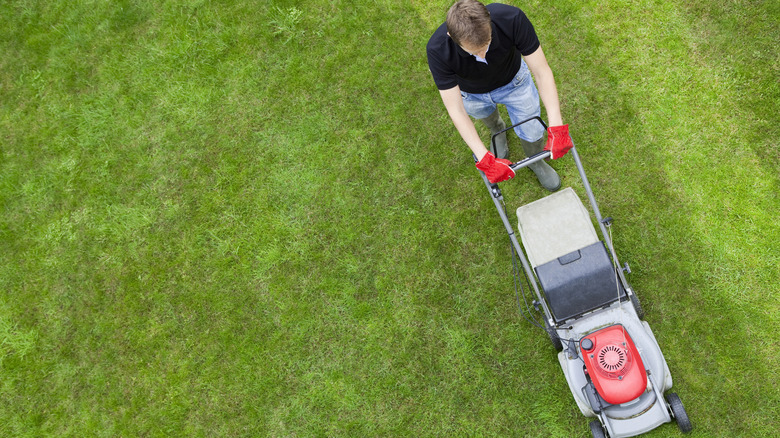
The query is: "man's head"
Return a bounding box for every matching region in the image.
[446,0,492,54]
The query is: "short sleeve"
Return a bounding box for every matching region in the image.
[427,46,458,90]
[511,7,540,55]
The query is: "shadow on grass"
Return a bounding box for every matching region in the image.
[542,2,780,436]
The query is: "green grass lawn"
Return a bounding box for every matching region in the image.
[1,0,778,436]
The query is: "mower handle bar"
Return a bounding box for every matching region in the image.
[480,116,635,326]
[489,116,551,171]
[510,151,551,171]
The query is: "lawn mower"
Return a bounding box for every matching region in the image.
[476,117,692,437]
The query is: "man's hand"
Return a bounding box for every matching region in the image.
[476,152,515,183]
[543,125,574,159]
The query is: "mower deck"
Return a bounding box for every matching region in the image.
[516,187,675,437]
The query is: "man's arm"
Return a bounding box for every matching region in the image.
[525,45,574,159]
[438,86,489,161]
[524,46,563,126]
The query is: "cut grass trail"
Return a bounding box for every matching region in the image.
[1,0,778,436]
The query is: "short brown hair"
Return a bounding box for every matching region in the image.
[446,0,491,47]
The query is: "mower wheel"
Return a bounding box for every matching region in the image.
[666,393,693,433]
[629,292,645,319]
[589,420,607,438]
[544,320,563,351]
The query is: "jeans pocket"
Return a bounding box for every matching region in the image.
[512,71,528,87]
[511,62,530,87]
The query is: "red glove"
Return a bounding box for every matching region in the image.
[544,125,574,159]
[476,152,515,183]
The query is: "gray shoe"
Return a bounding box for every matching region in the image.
[520,137,561,192]
[478,109,508,159]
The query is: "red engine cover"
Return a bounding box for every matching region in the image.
[580,324,647,405]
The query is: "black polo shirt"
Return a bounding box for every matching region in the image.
[426,3,540,93]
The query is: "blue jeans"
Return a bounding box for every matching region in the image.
[460,60,545,142]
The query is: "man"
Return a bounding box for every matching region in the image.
[426,0,573,189]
